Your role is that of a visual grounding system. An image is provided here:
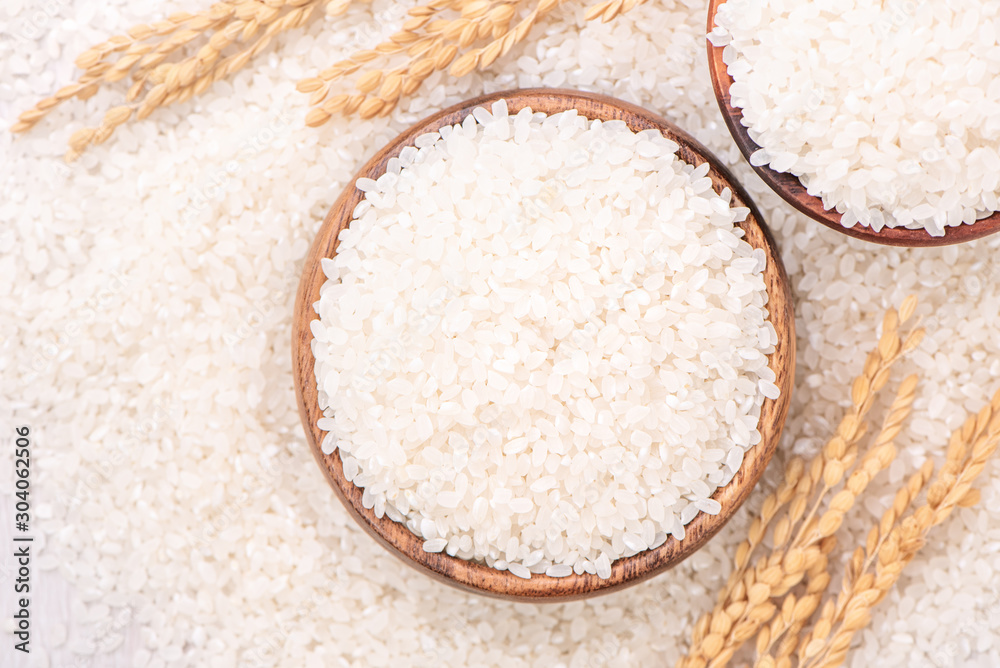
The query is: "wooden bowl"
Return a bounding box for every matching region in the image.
[706,0,1000,247]
[293,88,795,601]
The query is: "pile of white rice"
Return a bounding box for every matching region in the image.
[3,0,1000,665]
[711,0,1000,235]
[312,103,777,579]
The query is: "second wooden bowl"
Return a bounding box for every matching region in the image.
[707,0,1000,247]
[293,88,795,601]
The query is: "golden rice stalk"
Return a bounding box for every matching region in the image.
[794,460,933,668]
[301,0,570,127]
[798,387,1000,668]
[448,0,564,76]
[797,373,919,547]
[788,300,923,551]
[17,0,650,152]
[16,0,324,160]
[66,0,318,161]
[583,0,646,22]
[752,373,920,668]
[11,2,241,135]
[677,298,922,668]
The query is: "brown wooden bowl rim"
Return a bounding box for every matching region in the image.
[292,87,796,602]
[705,0,1000,248]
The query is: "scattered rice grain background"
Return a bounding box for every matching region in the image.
[1,0,999,666]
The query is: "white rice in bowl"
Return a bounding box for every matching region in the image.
[711,0,1000,236]
[311,100,779,579]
